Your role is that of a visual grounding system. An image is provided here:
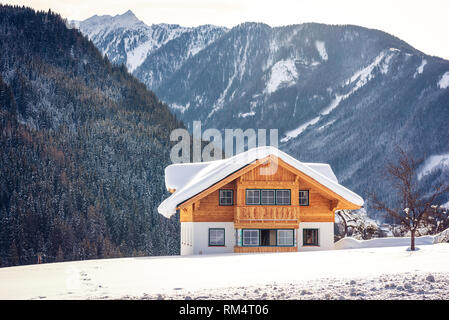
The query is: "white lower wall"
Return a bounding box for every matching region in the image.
[298,222,334,251]
[180,222,235,255]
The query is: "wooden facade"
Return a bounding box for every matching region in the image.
[177,155,361,252]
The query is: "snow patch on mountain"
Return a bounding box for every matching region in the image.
[380,54,393,74]
[238,111,256,118]
[315,41,328,61]
[281,116,320,142]
[438,72,449,89]
[318,119,336,131]
[170,102,190,113]
[265,59,298,94]
[347,50,388,87]
[282,50,395,142]
[126,40,156,72]
[418,152,449,180]
[414,59,427,78]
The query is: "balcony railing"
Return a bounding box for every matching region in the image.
[234,205,300,222]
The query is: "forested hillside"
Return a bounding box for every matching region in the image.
[0,5,182,267]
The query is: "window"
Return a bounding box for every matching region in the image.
[209,228,225,246]
[261,190,275,205]
[246,189,291,205]
[277,230,294,246]
[241,229,295,247]
[246,189,260,205]
[242,229,259,246]
[299,190,309,206]
[303,229,319,246]
[219,189,233,206]
[276,190,291,205]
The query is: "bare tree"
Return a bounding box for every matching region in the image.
[335,209,379,240]
[370,148,449,251]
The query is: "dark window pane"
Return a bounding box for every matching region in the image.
[299,190,309,206]
[246,190,260,205]
[219,189,233,205]
[261,190,275,205]
[209,228,225,246]
[243,229,259,246]
[277,229,294,246]
[276,190,291,205]
[303,229,319,246]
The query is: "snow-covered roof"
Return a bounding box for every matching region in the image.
[158,146,364,217]
[303,163,338,183]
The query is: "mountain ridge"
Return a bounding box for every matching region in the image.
[76,13,449,217]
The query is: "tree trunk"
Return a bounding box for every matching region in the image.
[410,229,416,251]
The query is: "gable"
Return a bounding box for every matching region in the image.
[178,155,360,211]
[240,160,297,182]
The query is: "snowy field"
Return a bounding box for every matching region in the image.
[0,238,449,300]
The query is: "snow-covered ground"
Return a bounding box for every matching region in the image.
[1,241,449,300]
[140,271,449,300]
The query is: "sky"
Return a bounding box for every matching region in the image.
[5,0,449,60]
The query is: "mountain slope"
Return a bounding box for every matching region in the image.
[73,15,449,217]
[134,24,227,90]
[0,5,182,267]
[152,22,449,213]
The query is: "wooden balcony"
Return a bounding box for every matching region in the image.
[234,205,300,229]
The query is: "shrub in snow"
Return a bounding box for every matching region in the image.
[335,208,381,241]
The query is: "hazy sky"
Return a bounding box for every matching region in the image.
[6,0,449,60]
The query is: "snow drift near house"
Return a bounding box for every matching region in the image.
[335,236,434,250]
[335,227,449,250]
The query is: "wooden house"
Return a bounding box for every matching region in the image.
[158,146,363,255]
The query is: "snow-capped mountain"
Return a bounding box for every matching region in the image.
[72,10,227,75]
[134,24,227,90]
[152,22,449,210]
[76,15,449,216]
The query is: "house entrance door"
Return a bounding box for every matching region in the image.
[260,229,277,246]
